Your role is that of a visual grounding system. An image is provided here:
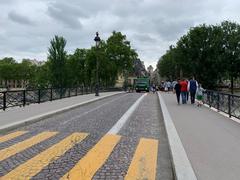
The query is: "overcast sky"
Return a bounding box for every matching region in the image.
[0,0,240,68]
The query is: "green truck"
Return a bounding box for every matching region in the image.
[135,77,150,92]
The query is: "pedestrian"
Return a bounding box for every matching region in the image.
[164,81,168,92]
[185,78,189,102]
[188,77,198,104]
[160,81,165,91]
[196,84,205,107]
[167,80,171,92]
[174,79,181,105]
[180,78,188,104]
[152,84,156,93]
[172,80,177,90]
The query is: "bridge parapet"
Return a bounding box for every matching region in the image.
[203,90,240,119]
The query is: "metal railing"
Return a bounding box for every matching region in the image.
[203,90,240,119]
[0,86,122,111]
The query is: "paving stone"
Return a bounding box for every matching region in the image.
[0,132,70,176]
[0,93,172,179]
[119,93,173,180]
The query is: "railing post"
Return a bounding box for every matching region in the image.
[217,92,220,111]
[3,91,6,111]
[82,86,84,95]
[207,91,210,106]
[38,89,41,103]
[23,90,26,107]
[50,88,53,101]
[75,87,78,96]
[209,91,212,108]
[60,87,62,99]
[228,94,231,118]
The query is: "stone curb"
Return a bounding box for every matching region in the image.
[157,92,197,180]
[0,92,124,134]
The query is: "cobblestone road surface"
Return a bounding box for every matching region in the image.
[0,93,173,180]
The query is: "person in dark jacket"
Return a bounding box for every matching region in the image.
[188,77,198,104]
[174,79,182,104]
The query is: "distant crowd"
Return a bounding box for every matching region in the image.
[158,78,205,106]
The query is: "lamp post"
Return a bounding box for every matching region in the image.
[94,32,101,96]
[124,62,128,92]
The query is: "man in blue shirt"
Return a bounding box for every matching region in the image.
[188,77,198,104]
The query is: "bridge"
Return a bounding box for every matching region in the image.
[0,90,240,180]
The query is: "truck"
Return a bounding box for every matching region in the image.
[135,77,150,92]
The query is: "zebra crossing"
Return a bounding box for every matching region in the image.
[0,131,158,180]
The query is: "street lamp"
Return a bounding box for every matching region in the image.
[124,62,128,92]
[94,32,101,96]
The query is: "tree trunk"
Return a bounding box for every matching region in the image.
[231,76,234,94]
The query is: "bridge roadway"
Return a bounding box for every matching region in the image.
[0,92,173,180]
[160,92,240,180]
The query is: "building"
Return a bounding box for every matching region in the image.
[115,59,148,88]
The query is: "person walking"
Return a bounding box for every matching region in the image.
[174,79,181,104]
[196,84,205,107]
[185,78,189,102]
[180,78,188,104]
[166,80,171,92]
[188,77,198,104]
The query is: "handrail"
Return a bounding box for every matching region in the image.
[203,90,240,119]
[0,87,122,111]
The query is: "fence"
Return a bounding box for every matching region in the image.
[0,86,122,111]
[203,90,240,119]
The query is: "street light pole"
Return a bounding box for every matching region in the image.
[94,32,101,96]
[124,62,128,92]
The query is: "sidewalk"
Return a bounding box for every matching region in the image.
[0,92,123,132]
[160,92,240,180]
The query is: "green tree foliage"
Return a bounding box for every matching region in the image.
[220,21,240,93]
[106,31,137,73]
[0,32,139,89]
[157,21,240,89]
[48,35,67,88]
[66,49,88,87]
[0,57,37,88]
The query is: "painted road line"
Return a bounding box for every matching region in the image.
[2,132,88,179]
[61,134,121,180]
[125,138,158,180]
[0,131,57,161]
[0,131,27,143]
[158,92,197,180]
[107,93,147,134]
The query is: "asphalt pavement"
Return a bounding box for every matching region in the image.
[161,92,240,180]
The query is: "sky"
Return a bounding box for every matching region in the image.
[0,0,240,69]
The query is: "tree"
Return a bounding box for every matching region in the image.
[157,22,240,89]
[220,21,240,93]
[66,49,88,87]
[0,57,18,87]
[48,35,67,88]
[106,31,136,73]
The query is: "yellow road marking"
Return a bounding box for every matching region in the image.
[2,132,88,180]
[0,131,27,143]
[0,131,57,161]
[125,138,159,180]
[61,134,121,180]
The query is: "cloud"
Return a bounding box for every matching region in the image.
[132,33,157,43]
[47,2,84,29]
[8,11,34,25]
[1,0,240,67]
